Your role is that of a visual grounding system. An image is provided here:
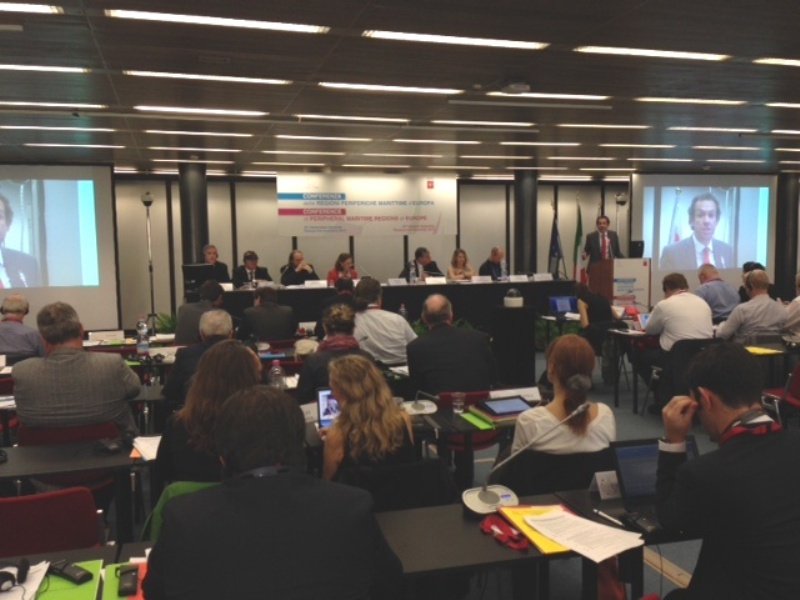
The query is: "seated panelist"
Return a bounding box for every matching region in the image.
[327,252,358,285]
[232,250,271,289]
[280,250,319,286]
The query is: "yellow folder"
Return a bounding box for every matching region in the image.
[499,505,570,554]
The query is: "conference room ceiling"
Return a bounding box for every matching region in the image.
[1,0,800,179]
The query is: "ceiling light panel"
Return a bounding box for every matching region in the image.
[105,10,329,34]
[125,70,290,85]
[637,97,746,105]
[0,3,62,14]
[276,134,371,142]
[145,130,252,137]
[487,91,609,101]
[362,30,547,50]
[0,64,87,73]
[574,45,729,61]
[295,114,408,123]
[135,105,266,116]
[320,82,462,95]
[432,120,534,127]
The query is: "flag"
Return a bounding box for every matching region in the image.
[548,216,565,277]
[573,205,587,283]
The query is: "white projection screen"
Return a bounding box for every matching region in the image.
[0,164,118,329]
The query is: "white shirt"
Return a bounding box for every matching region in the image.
[511,402,616,454]
[786,296,800,335]
[645,290,713,351]
[354,307,417,365]
[716,293,787,343]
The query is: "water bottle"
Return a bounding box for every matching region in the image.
[398,303,409,321]
[500,259,508,281]
[136,316,149,355]
[408,262,418,285]
[268,359,286,390]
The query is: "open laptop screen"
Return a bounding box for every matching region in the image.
[317,388,340,428]
[549,296,577,315]
[612,436,699,503]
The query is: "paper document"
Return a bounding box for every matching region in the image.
[133,436,162,461]
[490,387,541,403]
[1,561,48,600]
[0,395,14,408]
[285,374,299,389]
[0,366,11,375]
[300,403,317,423]
[524,508,643,563]
[389,366,409,376]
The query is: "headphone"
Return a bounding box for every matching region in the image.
[0,558,29,592]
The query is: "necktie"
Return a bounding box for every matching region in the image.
[702,247,711,265]
[601,234,608,259]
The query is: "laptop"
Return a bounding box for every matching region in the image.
[317,388,341,428]
[638,313,651,330]
[549,296,578,317]
[611,436,699,533]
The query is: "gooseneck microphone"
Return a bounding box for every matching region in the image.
[462,402,591,515]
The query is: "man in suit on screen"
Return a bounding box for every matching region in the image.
[582,215,624,265]
[0,193,41,288]
[660,193,734,271]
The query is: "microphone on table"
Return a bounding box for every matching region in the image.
[462,402,591,516]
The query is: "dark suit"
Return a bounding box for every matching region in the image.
[399,260,444,281]
[583,230,623,265]
[656,430,800,599]
[478,259,501,280]
[208,261,230,283]
[659,236,734,271]
[231,265,271,289]
[143,472,402,600]
[280,263,319,286]
[162,336,227,408]
[406,324,497,396]
[2,247,42,287]
[174,300,216,346]
[236,301,296,342]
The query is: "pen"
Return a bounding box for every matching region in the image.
[593,508,624,527]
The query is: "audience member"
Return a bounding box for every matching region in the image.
[657,342,800,599]
[406,294,497,395]
[717,269,786,343]
[236,286,296,342]
[297,305,373,404]
[478,246,505,280]
[632,273,713,387]
[574,283,614,355]
[13,302,140,433]
[144,385,402,599]
[737,261,778,303]
[784,273,800,335]
[694,263,739,323]
[399,246,443,281]
[202,243,230,283]
[163,310,233,410]
[174,280,225,346]
[447,248,475,281]
[0,294,45,358]
[512,335,615,453]
[322,354,415,481]
[231,250,271,289]
[353,277,416,365]
[280,249,319,286]
[155,340,262,485]
[326,252,358,285]
[314,277,355,339]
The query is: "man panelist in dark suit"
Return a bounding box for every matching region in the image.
[143,386,402,600]
[656,343,800,599]
[231,250,272,289]
[399,246,444,282]
[660,193,734,271]
[236,286,296,342]
[582,215,623,265]
[202,243,230,283]
[0,193,41,287]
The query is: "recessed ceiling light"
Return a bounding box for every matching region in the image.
[205,171,229,176]
[693,146,760,150]
[668,126,758,132]
[505,166,568,170]
[295,113,408,123]
[637,97,746,105]
[276,134,371,142]
[580,167,636,171]
[766,103,800,109]
[501,142,580,147]
[135,105,266,117]
[105,10,329,34]
[627,157,693,162]
[427,165,490,170]
[772,130,800,135]
[574,45,729,61]
[240,171,278,177]
[539,175,593,181]
[152,159,234,164]
[775,148,800,152]
[460,155,533,160]
[24,143,123,148]
[125,70,290,85]
[559,123,650,129]
[471,174,514,180]
[604,176,631,182]
[705,159,766,163]
[362,30,548,50]
[320,82,463,95]
[342,164,411,169]
[262,150,345,156]
[251,161,326,167]
[432,119,534,127]
[600,144,674,148]
[148,146,242,153]
[363,153,443,158]
[113,167,138,173]
[754,57,800,67]
[0,100,105,109]
[0,64,87,73]
[0,4,62,14]
[487,91,609,101]
[393,139,480,145]
[779,161,800,164]
[547,156,616,161]
[152,169,180,175]
[145,129,252,137]
[0,125,114,132]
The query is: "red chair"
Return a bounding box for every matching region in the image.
[762,363,800,426]
[0,487,101,558]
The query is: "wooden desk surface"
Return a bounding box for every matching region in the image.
[0,441,137,480]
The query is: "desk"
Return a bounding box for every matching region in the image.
[0,442,139,543]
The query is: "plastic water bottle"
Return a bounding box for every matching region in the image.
[500,259,508,281]
[398,303,409,321]
[268,359,286,390]
[408,262,418,285]
[136,316,149,355]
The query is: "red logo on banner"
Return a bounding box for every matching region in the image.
[427,180,434,189]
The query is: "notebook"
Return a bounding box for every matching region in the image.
[611,436,699,533]
[317,388,340,428]
[549,296,578,317]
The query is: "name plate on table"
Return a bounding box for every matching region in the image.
[509,274,530,283]
[256,280,276,288]
[304,280,328,288]
[387,278,408,286]
[532,273,554,281]
[471,275,492,284]
[220,282,234,291]
[425,276,447,285]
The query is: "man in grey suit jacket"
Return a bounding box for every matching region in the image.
[660,193,735,271]
[236,286,297,342]
[13,302,141,433]
[582,215,624,265]
[174,280,226,346]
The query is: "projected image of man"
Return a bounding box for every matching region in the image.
[660,193,734,271]
[0,194,41,288]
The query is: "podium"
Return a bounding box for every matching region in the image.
[589,258,651,307]
[587,259,613,302]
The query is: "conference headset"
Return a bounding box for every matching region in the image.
[0,558,29,592]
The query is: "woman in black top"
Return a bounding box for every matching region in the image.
[575,283,615,355]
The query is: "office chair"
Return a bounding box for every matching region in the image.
[762,363,800,427]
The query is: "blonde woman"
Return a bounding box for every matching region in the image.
[447,248,475,281]
[322,354,415,480]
